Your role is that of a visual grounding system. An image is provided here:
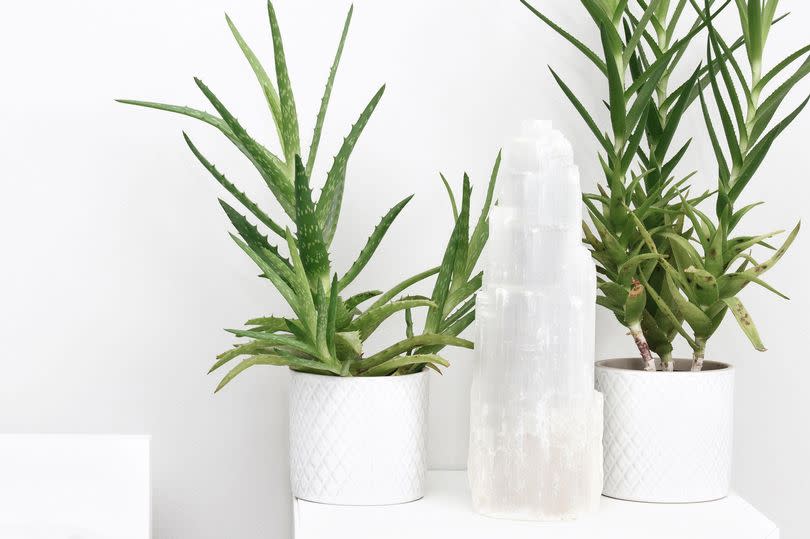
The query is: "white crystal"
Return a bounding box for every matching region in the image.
[468,121,603,521]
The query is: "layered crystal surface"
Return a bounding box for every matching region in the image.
[468,121,603,520]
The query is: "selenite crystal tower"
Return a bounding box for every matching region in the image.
[468,121,603,520]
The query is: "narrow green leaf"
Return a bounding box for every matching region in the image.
[465,151,502,278]
[731,96,810,203]
[344,290,382,312]
[225,14,283,139]
[293,156,330,285]
[624,0,663,66]
[184,133,286,238]
[451,175,472,291]
[352,299,437,341]
[748,221,800,276]
[602,26,626,142]
[438,173,459,221]
[337,195,413,291]
[356,334,473,374]
[193,78,295,217]
[267,0,301,166]
[316,85,386,246]
[371,267,440,309]
[549,68,616,158]
[306,5,353,176]
[722,296,766,351]
[215,354,337,392]
[520,0,608,74]
[364,354,449,377]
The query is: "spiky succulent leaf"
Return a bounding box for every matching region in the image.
[337,195,413,291]
[293,156,330,287]
[722,296,766,351]
[306,5,353,176]
[267,0,301,167]
[316,85,386,246]
[351,299,437,341]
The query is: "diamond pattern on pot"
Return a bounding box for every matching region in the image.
[289,370,428,505]
[595,363,734,503]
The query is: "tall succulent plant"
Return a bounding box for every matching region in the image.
[523,0,805,371]
[645,0,807,370]
[119,2,499,388]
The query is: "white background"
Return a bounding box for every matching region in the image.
[1,1,808,538]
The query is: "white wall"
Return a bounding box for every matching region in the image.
[1,1,808,538]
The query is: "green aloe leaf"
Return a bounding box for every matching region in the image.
[444,272,483,318]
[602,26,626,142]
[337,195,413,291]
[344,290,382,312]
[229,233,299,313]
[306,5,353,176]
[356,334,473,374]
[267,0,301,167]
[549,68,615,158]
[245,316,291,330]
[718,272,789,299]
[316,85,386,246]
[465,151,501,278]
[640,274,699,349]
[685,266,719,305]
[749,56,810,145]
[425,178,471,333]
[225,328,318,357]
[439,174,459,221]
[624,0,663,66]
[618,253,663,287]
[451,176,472,291]
[283,228,318,334]
[326,275,339,359]
[363,354,450,377]
[747,222,800,276]
[293,156,330,286]
[225,14,283,140]
[215,354,338,392]
[184,133,286,238]
[209,341,275,374]
[730,96,810,204]
[351,299,437,341]
[371,267,440,310]
[755,45,810,93]
[193,78,295,217]
[667,275,713,336]
[220,200,295,287]
[520,0,608,74]
[722,296,766,351]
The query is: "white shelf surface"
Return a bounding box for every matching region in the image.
[294,470,778,539]
[0,434,151,539]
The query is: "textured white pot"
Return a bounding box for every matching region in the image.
[594,358,734,503]
[289,370,428,505]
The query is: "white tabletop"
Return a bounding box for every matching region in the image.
[294,470,779,539]
[0,434,151,539]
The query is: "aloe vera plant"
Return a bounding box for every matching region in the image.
[119,2,499,388]
[523,0,804,371]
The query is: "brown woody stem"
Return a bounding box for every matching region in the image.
[629,321,657,372]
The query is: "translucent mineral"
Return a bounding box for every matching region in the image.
[468,120,603,521]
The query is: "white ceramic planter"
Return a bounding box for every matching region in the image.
[289,370,428,505]
[594,358,734,503]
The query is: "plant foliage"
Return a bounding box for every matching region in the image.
[120,2,499,387]
[522,0,806,370]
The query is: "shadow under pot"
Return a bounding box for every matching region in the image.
[594,358,734,503]
[289,369,428,505]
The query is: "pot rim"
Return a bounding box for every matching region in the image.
[596,357,733,374]
[289,368,429,382]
